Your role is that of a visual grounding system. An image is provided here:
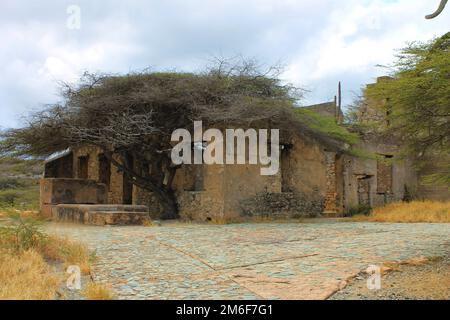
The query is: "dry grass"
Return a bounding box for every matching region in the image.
[42,236,94,274]
[0,212,96,299]
[0,249,60,300]
[354,201,450,223]
[83,283,115,300]
[0,207,44,221]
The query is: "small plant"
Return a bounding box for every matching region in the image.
[346,204,372,217]
[42,236,93,274]
[0,178,25,190]
[0,213,47,253]
[83,283,115,300]
[0,190,21,206]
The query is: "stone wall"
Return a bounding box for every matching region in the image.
[132,187,164,218]
[341,139,418,213]
[72,146,125,204]
[40,178,107,217]
[109,154,125,204]
[323,152,338,214]
[240,192,324,218]
[174,163,226,220]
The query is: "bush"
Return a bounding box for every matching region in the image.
[0,190,22,206]
[0,178,25,190]
[0,213,94,273]
[0,214,47,253]
[0,186,40,210]
[346,204,372,217]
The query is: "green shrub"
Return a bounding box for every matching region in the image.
[0,185,40,210]
[0,178,25,190]
[294,108,360,145]
[346,204,372,217]
[0,214,47,253]
[0,190,21,206]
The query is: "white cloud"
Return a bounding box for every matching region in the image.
[0,0,448,127]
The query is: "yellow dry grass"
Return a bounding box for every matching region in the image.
[0,249,60,300]
[0,211,95,299]
[0,208,43,221]
[42,236,93,274]
[83,283,115,300]
[355,201,450,223]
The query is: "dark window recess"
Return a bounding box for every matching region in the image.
[44,153,73,178]
[78,156,89,179]
[98,154,111,188]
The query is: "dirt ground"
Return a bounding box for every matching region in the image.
[329,255,449,300]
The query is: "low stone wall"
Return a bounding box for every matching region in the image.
[239,192,325,218]
[51,204,150,226]
[40,178,107,217]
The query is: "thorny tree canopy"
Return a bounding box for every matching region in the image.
[0,60,356,218]
[0,60,354,159]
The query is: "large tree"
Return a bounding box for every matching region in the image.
[0,59,356,218]
[366,33,450,184]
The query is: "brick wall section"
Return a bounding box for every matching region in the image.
[108,154,124,204]
[133,187,163,218]
[72,146,125,204]
[324,152,338,214]
[240,192,324,218]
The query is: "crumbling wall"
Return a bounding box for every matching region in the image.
[72,146,101,181]
[323,152,339,214]
[342,139,418,212]
[175,164,226,221]
[72,146,125,204]
[240,192,324,218]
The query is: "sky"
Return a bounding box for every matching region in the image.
[0,0,448,129]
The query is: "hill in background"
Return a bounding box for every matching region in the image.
[0,158,43,210]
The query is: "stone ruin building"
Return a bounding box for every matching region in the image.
[40,77,450,225]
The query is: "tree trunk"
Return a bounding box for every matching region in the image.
[105,151,179,219]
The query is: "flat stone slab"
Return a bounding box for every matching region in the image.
[54,204,149,212]
[45,221,450,300]
[51,204,150,225]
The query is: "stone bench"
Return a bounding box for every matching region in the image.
[51,204,150,226]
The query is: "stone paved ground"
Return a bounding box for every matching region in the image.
[45,221,449,300]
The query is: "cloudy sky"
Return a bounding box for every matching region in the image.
[0,0,448,128]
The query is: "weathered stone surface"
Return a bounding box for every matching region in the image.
[88,211,150,226]
[40,178,107,205]
[240,192,325,218]
[51,204,150,225]
[40,178,107,218]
